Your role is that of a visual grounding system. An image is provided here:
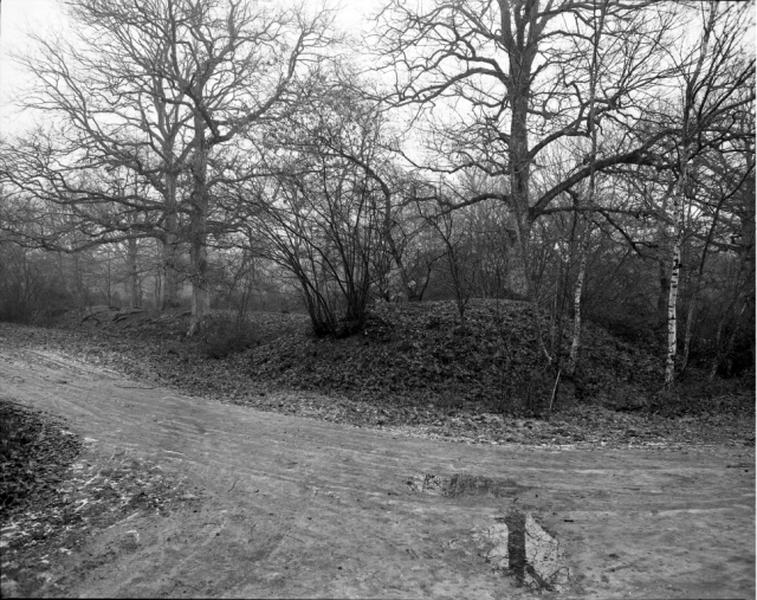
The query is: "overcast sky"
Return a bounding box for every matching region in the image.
[0,0,386,137]
[0,0,68,135]
[1,1,743,143]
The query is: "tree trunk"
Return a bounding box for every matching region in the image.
[508,215,531,299]
[506,7,536,300]
[187,112,210,336]
[568,0,606,377]
[679,292,697,376]
[508,94,533,300]
[655,228,672,337]
[709,299,747,381]
[126,236,141,308]
[664,231,682,388]
[664,146,690,389]
[104,250,112,306]
[188,233,209,335]
[567,239,588,376]
[72,251,86,311]
[153,260,162,309]
[667,5,716,388]
[161,171,180,310]
[680,197,724,376]
[654,192,672,338]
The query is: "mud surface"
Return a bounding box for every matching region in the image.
[0,345,754,598]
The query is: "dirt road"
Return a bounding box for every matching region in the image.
[0,344,754,599]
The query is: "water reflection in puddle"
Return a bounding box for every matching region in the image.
[475,509,570,592]
[408,472,570,591]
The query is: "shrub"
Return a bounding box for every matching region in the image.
[0,245,76,324]
[199,315,261,359]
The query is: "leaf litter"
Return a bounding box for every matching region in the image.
[0,400,202,597]
[0,299,753,451]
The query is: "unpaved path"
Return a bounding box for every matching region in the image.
[0,345,754,599]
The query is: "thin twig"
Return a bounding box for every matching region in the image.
[548,368,562,416]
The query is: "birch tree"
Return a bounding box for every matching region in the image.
[660,3,753,388]
[566,0,608,377]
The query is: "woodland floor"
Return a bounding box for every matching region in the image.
[0,304,754,597]
[6,301,755,448]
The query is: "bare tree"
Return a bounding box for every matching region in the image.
[657,3,754,388]
[416,190,476,322]
[679,130,754,377]
[233,77,395,335]
[378,0,681,298]
[248,165,386,336]
[566,0,609,377]
[7,0,333,334]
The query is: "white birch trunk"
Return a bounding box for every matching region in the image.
[664,226,683,387]
[664,5,715,388]
[567,242,588,375]
[664,148,689,388]
[126,236,141,309]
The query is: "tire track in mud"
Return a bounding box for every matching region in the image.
[0,346,753,599]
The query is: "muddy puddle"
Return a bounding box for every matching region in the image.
[475,510,571,591]
[406,471,529,497]
[409,472,570,592]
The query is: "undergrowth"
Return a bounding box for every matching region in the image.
[246,300,663,415]
[17,299,754,424]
